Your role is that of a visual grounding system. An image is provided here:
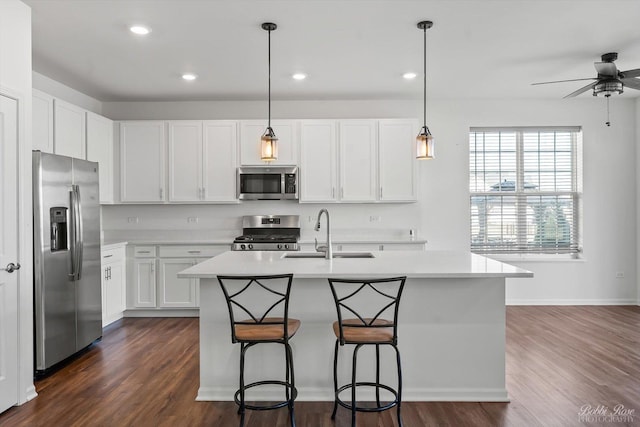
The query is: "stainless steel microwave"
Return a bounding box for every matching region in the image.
[237,166,298,200]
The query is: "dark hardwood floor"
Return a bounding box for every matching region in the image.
[2,306,639,426]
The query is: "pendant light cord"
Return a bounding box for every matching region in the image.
[423,25,426,127]
[268,28,272,129]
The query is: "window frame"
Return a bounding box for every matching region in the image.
[469,126,582,255]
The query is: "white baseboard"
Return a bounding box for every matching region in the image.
[506,298,638,305]
[196,386,509,402]
[124,308,199,317]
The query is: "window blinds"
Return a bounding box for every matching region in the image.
[469,128,582,254]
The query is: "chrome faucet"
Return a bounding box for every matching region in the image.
[314,208,333,260]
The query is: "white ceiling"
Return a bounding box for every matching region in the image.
[23,0,640,102]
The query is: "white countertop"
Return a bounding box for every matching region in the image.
[101,241,128,250]
[178,250,533,279]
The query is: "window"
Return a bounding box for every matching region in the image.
[469,127,582,254]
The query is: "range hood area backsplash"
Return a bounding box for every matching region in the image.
[101,202,423,243]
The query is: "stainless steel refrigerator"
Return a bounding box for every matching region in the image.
[33,151,102,374]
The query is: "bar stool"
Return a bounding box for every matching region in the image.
[327,276,407,427]
[217,274,299,427]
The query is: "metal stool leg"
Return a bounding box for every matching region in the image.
[351,344,363,427]
[394,344,403,427]
[375,344,381,407]
[331,339,339,419]
[285,342,296,427]
[239,343,248,427]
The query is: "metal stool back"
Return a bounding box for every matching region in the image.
[328,276,407,427]
[217,274,298,427]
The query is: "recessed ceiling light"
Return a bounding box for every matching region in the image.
[182,73,197,81]
[403,72,417,80]
[130,25,151,35]
[292,73,307,80]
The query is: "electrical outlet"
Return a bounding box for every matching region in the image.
[615,272,625,279]
[187,217,199,224]
[127,217,139,224]
[369,215,381,222]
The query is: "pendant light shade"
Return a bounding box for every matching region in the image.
[416,20,434,160]
[261,22,278,162]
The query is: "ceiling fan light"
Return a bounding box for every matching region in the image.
[261,127,278,162]
[416,126,434,159]
[594,79,623,96]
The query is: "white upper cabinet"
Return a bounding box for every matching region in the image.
[86,112,115,204]
[378,119,418,202]
[339,120,377,202]
[202,121,238,202]
[300,119,416,204]
[32,89,54,153]
[239,120,298,165]
[167,120,238,202]
[299,120,337,202]
[120,121,166,203]
[168,121,202,202]
[53,98,86,159]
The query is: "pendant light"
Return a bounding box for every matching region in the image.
[416,20,435,160]
[261,22,278,162]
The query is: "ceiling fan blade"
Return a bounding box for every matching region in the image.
[595,61,618,76]
[621,68,640,78]
[531,77,596,86]
[621,77,640,90]
[563,81,598,98]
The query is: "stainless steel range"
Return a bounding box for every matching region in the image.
[232,215,300,251]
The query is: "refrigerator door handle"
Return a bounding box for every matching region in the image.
[69,185,84,281]
[69,187,78,280]
[74,185,84,281]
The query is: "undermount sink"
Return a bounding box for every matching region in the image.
[283,252,375,259]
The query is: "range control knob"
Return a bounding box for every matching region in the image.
[277,244,282,249]
[248,244,253,250]
[284,244,289,249]
[240,244,246,250]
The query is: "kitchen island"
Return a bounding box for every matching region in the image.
[178,250,533,402]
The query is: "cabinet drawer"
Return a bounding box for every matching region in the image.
[158,245,229,258]
[134,246,157,258]
[102,246,126,262]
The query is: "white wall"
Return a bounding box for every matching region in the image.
[0,0,36,405]
[101,96,638,304]
[33,71,102,114]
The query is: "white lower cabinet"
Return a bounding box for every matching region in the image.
[130,244,229,311]
[158,259,199,308]
[101,245,126,326]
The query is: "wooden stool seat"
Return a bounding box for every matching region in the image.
[236,318,301,341]
[332,318,394,343]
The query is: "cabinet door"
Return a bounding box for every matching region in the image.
[133,259,156,308]
[299,120,337,202]
[86,112,115,204]
[102,261,125,326]
[54,99,86,158]
[32,89,54,153]
[339,120,377,202]
[202,121,238,202]
[158,259,198,308]
[168,121,202,202]
[120,121,166,202]
[378,120,417,202]
[239,120,297,165]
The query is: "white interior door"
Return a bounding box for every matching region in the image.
[0,93,19,412]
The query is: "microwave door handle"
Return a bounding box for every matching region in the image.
[281,173,285,195]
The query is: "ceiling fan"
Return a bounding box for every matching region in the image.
[532,52,640,98]
[532,52,640,126]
